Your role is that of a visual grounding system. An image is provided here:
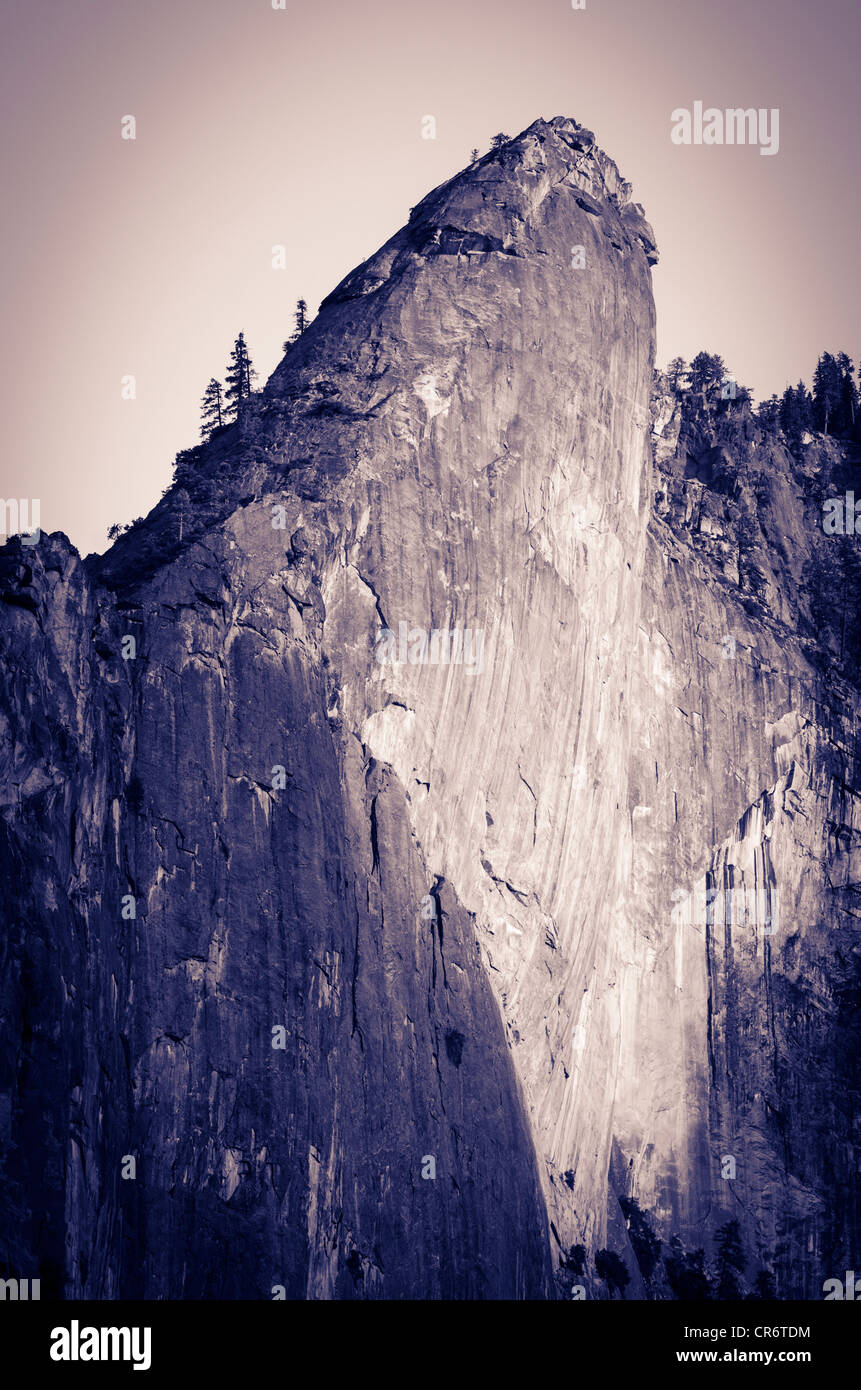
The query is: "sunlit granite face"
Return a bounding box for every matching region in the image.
[0,120,857,1300]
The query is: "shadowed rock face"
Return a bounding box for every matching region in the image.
[616,397,861,1296]
[0,117,857,1300]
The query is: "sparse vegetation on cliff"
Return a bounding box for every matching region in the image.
[653,347,861,685]
[661,348,860,452]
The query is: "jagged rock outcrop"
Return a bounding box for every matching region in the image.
[0,116,857,1300]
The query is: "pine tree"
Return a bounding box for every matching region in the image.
[779,381,813,452]
[714,1219,746,1299]
[688,351,726,398]
[837,352,858,433]
[470,147,480,162]
[666,356,689,393]
[779,385,798,441]
[199,378,224,439]
[283,299,311,352]
[224,332,256,420]
[795,381,814,433]
[293,298,309,340]
[812,352,843,434]
[757,395,781,431]
[489,132,511,151]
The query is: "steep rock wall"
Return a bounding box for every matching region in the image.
[1,116,857,1301]
[611,406,861,1294]
[2,114,661,1299]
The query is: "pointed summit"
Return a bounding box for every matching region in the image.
[318,115,657,318]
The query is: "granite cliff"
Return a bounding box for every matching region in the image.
[1,117,858,1299]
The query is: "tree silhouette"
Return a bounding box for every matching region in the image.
[284,299,312,352]
[837,352,858,433]
[107,517,143,540]
[813,352,844,434]
[619,1196,662,1281]
[224,332,256,420]
[666,356,688,393]
[665,1236,711,1300]
[688,351,726,398]
[757,394,781,431]
[714,1219,746,1299]
[469,147,480,162]
[595,1248,630,1298]
[489,132,511,151]
[779,381,813,452]
[200,378,224,439]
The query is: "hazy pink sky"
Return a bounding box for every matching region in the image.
[1,0,859,555]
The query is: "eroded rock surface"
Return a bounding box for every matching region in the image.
[0,117,857,1299]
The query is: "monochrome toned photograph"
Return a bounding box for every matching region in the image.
[1,0,858,1364]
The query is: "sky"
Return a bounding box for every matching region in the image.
[1,0,859,555]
